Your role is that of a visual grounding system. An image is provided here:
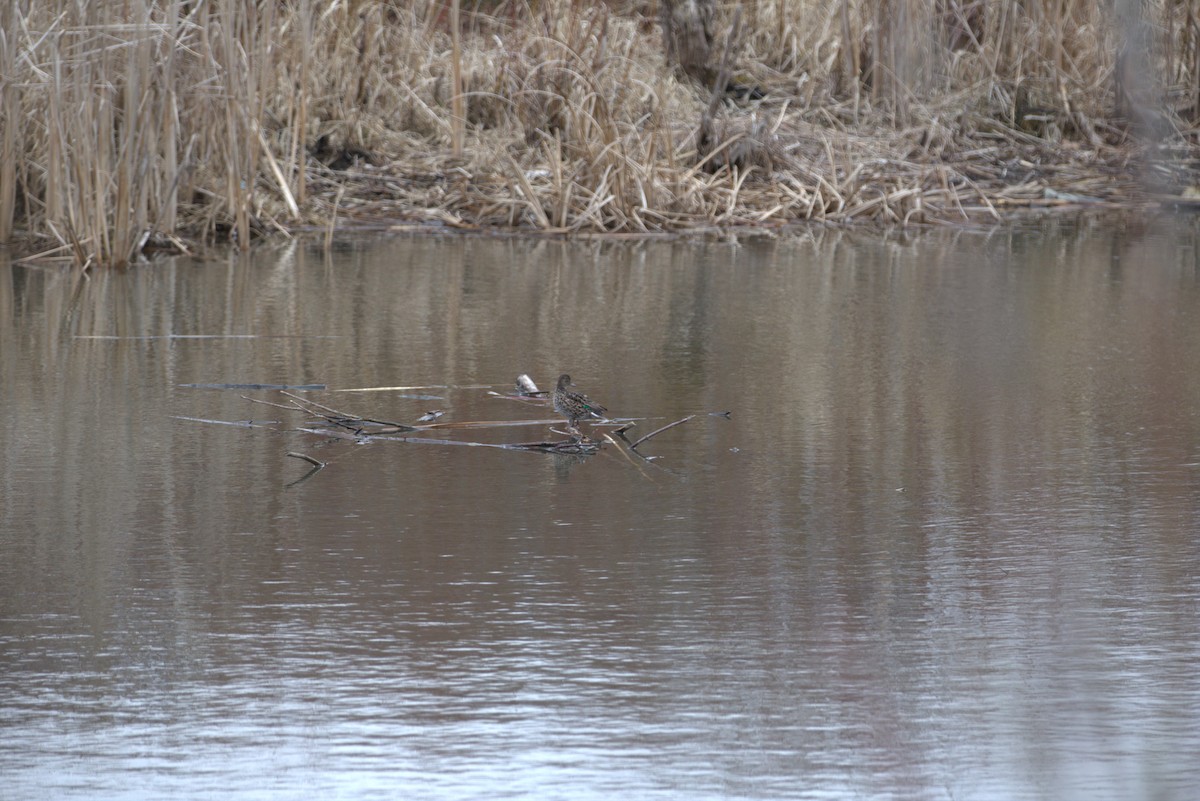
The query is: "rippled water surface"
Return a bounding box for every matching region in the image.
[3,220,1200,800]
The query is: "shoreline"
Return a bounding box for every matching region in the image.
[2,1,1198,267]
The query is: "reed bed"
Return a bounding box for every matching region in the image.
[2,0,1198,267]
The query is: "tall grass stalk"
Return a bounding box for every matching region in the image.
[0,6,18,245]
[451,0,465,157]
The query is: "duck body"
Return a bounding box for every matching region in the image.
[553,374,607,429]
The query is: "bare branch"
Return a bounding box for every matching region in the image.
[286,452,325,468]
[631,415,695,450]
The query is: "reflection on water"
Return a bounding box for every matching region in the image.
[2,218,1200,800]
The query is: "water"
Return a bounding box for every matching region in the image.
[2,219,1199,800]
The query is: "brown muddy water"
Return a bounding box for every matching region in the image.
[2,219,1199,800]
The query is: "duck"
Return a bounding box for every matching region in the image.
[552,374,607,431]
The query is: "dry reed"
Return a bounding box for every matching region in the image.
[1,0,1197,268]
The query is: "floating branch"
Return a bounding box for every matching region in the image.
[487,390,550,406]
[309,428,601,455]
[241,394,311,412]
[76,335,339,340]
[171,415,281,428]
[334,385,448,399]
[214,383,725,468]
[630,415,695,450]
[279,387,595,447]
[279,390,415,432]
[286,451,325,468]
[414,417,563,430]
[497,439,599,454]
[284,461,326,489]
[180,382,326,390]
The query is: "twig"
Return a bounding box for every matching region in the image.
[279,389,413,431]
[182,382,326,390]
[279,389,350,416]
[347,431,600,454]
[630,414,695,450]
[241,393,308,412]
[417,418,562,430]
[172,415,280,428]
[286,452,325,468]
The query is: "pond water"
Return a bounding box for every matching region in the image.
[2,219,1199,800]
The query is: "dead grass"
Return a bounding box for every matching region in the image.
[1,0,1197,267]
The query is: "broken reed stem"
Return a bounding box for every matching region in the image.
[293,0,311,208]
[630,414,695,450]
[450,0,464,157]
[0,3,16,244]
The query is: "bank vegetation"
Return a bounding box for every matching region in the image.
[2,0,1199,267]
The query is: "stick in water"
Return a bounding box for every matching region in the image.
[286,452,325,468]
[630,415,695,450]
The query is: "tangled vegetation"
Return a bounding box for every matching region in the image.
[2,0,1198,267]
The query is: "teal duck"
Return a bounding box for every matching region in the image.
[553,374,607,429]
